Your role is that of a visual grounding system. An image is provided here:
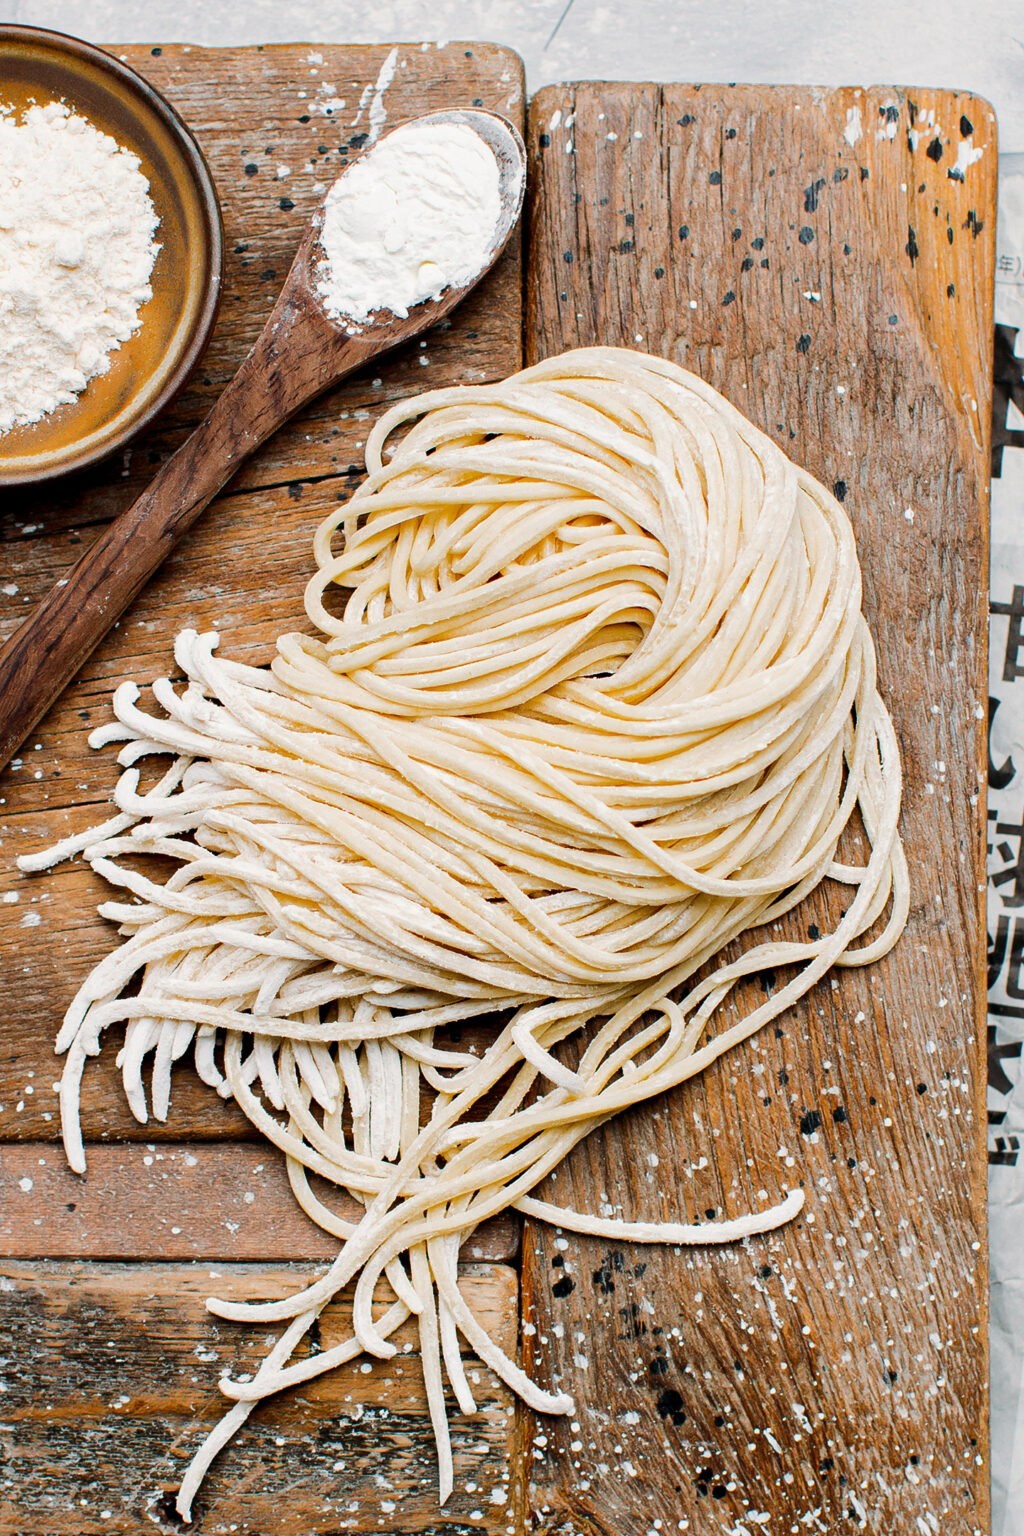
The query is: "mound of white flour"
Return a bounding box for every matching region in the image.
[0,100,160,435]
[317,119,501,326]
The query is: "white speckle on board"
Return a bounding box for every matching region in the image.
[317,86,346,116]
[18,1177,33,1192]
[365,48,399,147]
[843,106,862,146]
[876,102,900,140]
[949,136,984,181]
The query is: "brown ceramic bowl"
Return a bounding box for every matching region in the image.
[0,26,222,486]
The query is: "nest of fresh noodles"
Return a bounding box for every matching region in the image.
[20,347,907,1513]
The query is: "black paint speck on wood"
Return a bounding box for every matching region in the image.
[725,127,737,139]
[722,291,736,306]
[799,1109,822,1136]
[654,266,665,278]
[279,197,295,211]
[741,256,754,272]
[796,334,811,354]
[592,1257,616,1293]
[961,113,974,136]
[926,137,944,162]
[244,162,258,176]
[798,226,815,245]
[539,133,551,148]
[657,1388,687,1424]
[709,170,722,185]
[906,226,920,264]
[833,1105,849,1124]
[916,1081,929,1094]
[833,166,849,183]
[678,224,689,240]
[947,282,956,297]
[833,480,847,501]
[678,114,695,126]
[965,209,984,236]
[618,239,635,254]
[751,236,765,249]
[552,1274,575,1298]
[803,178,827,213]
[563,251,574,263]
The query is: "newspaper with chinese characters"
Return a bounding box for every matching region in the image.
[988,151,1024,1535]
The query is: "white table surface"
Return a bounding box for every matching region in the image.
[8,0,1024,153]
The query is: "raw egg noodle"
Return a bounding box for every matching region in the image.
[21,347,907,1515]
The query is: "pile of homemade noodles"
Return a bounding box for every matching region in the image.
[21,347,907,1514]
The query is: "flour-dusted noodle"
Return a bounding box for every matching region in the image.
[20,347,907,1514]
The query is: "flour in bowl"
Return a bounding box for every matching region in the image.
[316,118,502,326]
[0,100,160,435]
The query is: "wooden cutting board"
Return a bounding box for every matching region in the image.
[520,81,994,1536]
[0,55,995,1536]
[0,41,526,1536]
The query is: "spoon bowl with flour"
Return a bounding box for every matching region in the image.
[0,107,526,772]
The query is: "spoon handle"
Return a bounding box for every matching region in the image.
[0,293,355,774]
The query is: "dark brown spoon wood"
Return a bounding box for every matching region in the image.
[0,108,525,772]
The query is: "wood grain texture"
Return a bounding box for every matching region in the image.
[520,83,993,1536]
[1,1260,518,1535]
[0,42,524,1147]
[0,1142,517,1262]
[0,44,526,1536]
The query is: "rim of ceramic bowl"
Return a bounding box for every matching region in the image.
[0,25,224,486]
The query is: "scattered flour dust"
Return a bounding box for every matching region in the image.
[0,99,160,434]
[316,119,502,326]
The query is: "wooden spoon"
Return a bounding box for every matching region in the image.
[0,107,525,772]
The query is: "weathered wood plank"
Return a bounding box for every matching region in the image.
[0,1142,518,1263]
[1,1260,518,1535]
[0,42,525,1147]
[521,82,993,1535]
